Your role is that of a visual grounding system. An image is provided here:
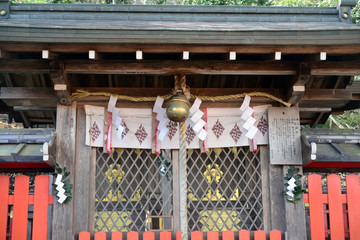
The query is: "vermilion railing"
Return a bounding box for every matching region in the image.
[304,174,360,240]
[0,175,54,240]
[79,230,282,240]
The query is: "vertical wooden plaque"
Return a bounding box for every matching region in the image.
[268,107,302,165]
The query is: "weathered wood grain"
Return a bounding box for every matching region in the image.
[283,165,307,240]
[73,105,92,235]
[268,164,286,232]
[63,60,297,75]
[50,61,72,105]
[51,102,77,240]
[260,146,271,232]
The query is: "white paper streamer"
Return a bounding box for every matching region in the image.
[55,174,67,204]
[240,95,251,112]
[193,119,206,133]
[153,96,164,113]
[198,129,208,141]
[191,109,204,123]
[241,107,254,121]
[108,96,118,113]
[189,98,202,116]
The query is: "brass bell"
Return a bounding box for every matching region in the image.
[166,93,190,122]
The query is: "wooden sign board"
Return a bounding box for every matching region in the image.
[268,107,302,165]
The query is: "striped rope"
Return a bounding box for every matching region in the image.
[71,90,291,107]
[179,121,188,240]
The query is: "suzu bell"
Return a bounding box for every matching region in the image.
[166,93,190,122]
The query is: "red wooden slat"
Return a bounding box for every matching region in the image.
[79,231,91,240]
[269,230,281,240]
[207,231,218,240]
[143,231,155,240]
[254,230,266,240]
[160,231,172,240]
[95,231,106,240]
[128,231,139,240]
[176,231,181,240]
[222,230,233,240]
[308,174,325,240]
[32,175,49,240]
[12,175,29,240]
[0,175,9,240]
[191,231,203,240]
[238,230,250,240]
[112,231,123,240]
[7,195,54,205]
[346,174,360,240]
[327,174,345,240]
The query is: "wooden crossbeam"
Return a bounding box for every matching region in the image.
[312,62,360,76]
[0,87,56,100]
[0,60,50,73]
[0,59,359,76]
[299,89,353,108]
[63,60,297,75]
[0,87,57,108]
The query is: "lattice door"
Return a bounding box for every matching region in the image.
[187,147,263,232]
[95,149,173,232]
[95,147,263,233]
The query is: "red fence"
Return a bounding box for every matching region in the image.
[0,175,54,240]
[79,230,282,240]
[304,174,360,240]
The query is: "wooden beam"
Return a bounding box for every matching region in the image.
[13,106,56,111]
[28,118,54,123]
[312,62,360,76]
[50,61,72,105]
[0,87,56,100]
[64,60,297,75]
[0,87,57,108]
[311,112,331,127]
[300,89,353,108]
[3,73,13,87]
[19,111,30,128]
[0,60,50,73]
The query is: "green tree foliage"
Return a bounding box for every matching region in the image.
[352,0,360,24]
[272,0,337,7]
[184,0,271,6]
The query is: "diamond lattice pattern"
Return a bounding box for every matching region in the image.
[95,149,173,232]
[187,147,263,232]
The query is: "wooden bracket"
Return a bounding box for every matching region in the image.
[287,63,311,105]
[49,61,72,105]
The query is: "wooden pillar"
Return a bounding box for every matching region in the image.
[73,104,92,235]
[51,102,77,240]
[260,146,271,232]
[268,164,286,232]
[283,165,307,240]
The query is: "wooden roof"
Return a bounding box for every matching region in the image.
[0,1,360,127]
